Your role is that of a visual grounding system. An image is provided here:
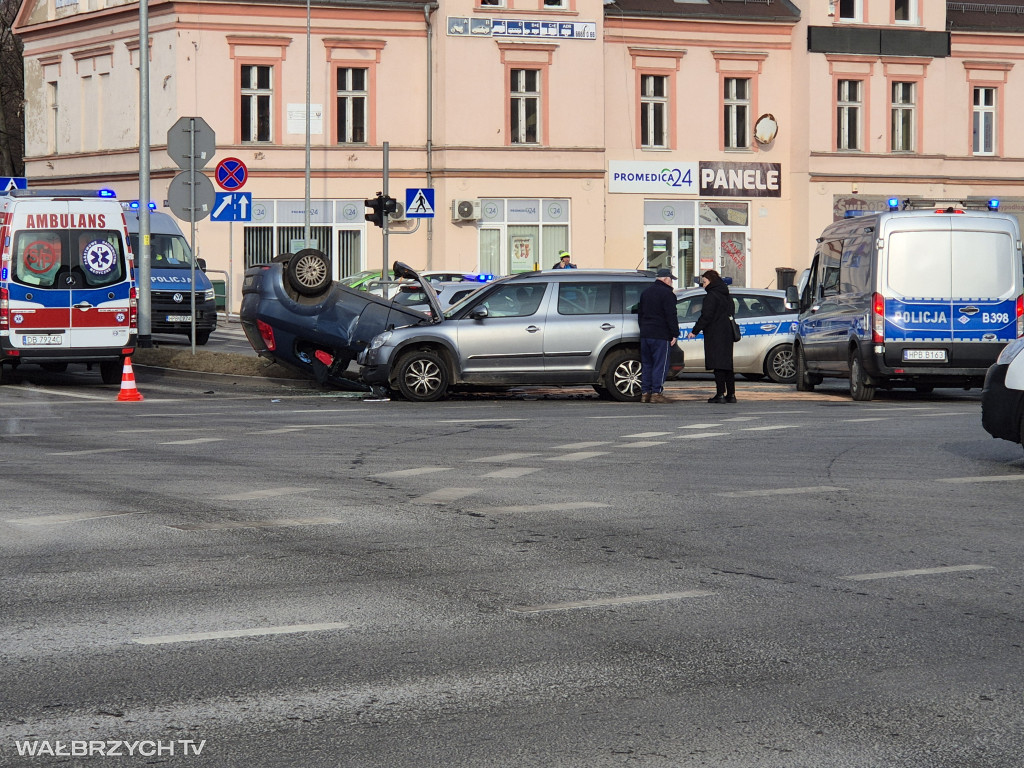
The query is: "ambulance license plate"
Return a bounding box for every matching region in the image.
[166,314,192,322]
[22,334,63,345]
[903,349,947,362]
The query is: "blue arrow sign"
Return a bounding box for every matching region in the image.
[211,192,252,222]
[405,188,435,218]
[0,177,27,192]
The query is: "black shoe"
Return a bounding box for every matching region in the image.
[725,395,737,403]
[707,395,726,403]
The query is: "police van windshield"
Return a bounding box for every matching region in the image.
[887,230,1015,298]
[12,229,126,289]
[128,233,196,270]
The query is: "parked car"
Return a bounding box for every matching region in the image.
[673,287,798,384]
[358,269,683,401]
[240,258,439,386]
[981,337,1024,451]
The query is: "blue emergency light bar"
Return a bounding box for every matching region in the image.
[123,200,158,211]
[988,198,1000,211]
[887,197,901,211]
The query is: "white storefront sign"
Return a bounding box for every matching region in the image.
[609,161,699,195]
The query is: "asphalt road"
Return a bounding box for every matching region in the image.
[0,361,1022,768]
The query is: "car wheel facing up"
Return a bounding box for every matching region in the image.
[286,249,332,297]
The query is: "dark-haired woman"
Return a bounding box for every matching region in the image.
[688,269,736,403]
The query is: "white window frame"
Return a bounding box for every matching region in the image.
[891,81,915,153]
[640,74,668,149]
[336,67,368,144]
[241,64,273,143]
[542,0,567,8]
[973,86,996,156]
[894,0,917,24]
[723,77,750,150]
[510,69,541,145]
[837,79,862,151]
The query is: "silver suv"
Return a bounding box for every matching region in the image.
[358,268,677,401]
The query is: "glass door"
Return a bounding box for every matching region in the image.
[718,229,748,288]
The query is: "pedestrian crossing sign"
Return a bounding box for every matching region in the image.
[405,188,435,218]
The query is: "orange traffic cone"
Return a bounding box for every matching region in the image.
[116,356,144,402]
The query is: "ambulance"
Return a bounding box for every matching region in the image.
[0,188,137,384]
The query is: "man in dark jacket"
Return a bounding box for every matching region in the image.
[637,267,678,403]
[688,269,736,403]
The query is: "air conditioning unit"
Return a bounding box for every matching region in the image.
[388,199,407,222]
[452,199,482,222]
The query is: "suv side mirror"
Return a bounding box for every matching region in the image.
[469,306,489,320]
[784,284,799,309]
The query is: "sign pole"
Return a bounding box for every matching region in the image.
[137,0,152,348]
[189,118,197,354]
[382,141,389,279]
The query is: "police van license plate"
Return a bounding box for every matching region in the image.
[166,315,192,322]
[903,349,947,362]
[22,334,63,345]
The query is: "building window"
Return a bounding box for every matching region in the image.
[891,81,915,152]
[510,69,540,145]
[723,77,750,150]
[47,81,58,154]
[479,0,503,7]
[838,0,862,21]
[543,0,567,7]
[241,64,272,143]
[973,86,996,156]
[837,79,862,151]
[640,75,668,149]
[894,0,915,23]
[336,68,367,144]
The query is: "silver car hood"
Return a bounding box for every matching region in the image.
[392,260,444,322]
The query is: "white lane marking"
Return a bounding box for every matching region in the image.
[214,487,310,501]
[722,417,760,422]
[588,414,665,420]
[118,427,219,433]
[673,432,729,440]
[168,517,339,531]
[741,425,798,432]
[551,441,611,450]
[470,453,541,463]
[939,475,1024,484]
[546,451,608,462]
[11,388,110,401]
[248,424,370,435]
[413,488,482,504]
[490,502,610,513]
[619,441,669,448]
[678,423,722,429]
[374,467,451,478]
[7,511,131,526]
[133,622,351,645]
[47,447,128,456]
[621,432,672,438]
[511,590,715,614]
[843,418,887,422]
[438,418,526,424]
[716,485,846,498]
[843,565,995,582]
[482,467,541,478]
[160,437,226,445]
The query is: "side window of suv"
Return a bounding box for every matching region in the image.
[820,240,843,297]
[478,283,546,318]
[557,282,612,315]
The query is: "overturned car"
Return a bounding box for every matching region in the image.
[240,252,440,388]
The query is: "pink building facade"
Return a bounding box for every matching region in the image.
[13,0,1024,310]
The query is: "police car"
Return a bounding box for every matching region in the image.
[673,287,798,383]
[981,338,1024,451]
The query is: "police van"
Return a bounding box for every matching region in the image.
[0,188,137,384]
[788,199,1024,401]
[123,207,218,345]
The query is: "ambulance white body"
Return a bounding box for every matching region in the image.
[0,189,137,384]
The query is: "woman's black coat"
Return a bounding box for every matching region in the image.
[691,278,734,370]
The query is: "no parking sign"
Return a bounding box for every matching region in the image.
[215,158,248,191]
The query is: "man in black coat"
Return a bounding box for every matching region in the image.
[688,269,736,403]
[637,267,679,403]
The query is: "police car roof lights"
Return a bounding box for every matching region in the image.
[7,188,120,199]
[989,198,1000,211]
[898,197,1003,213]
[122,200,158,211]
[887,197,901,211]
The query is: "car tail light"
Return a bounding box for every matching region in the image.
[0,287,8,330]
[129,285,138,331]
[257,319,276,351]
[872,292,885,343]
[1017,294,1023,338]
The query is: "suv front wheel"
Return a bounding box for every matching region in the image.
[395,350,449,402]
[605,349,643,402]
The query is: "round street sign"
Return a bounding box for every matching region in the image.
[215,157,248,191]
[167,171,216,222]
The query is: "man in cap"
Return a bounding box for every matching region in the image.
[551,251,577,269]
[637,267,678,403]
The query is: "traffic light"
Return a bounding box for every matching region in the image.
[382,195,398,217]
[365,193,385,228]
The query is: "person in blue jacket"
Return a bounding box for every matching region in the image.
[637,267,678,403]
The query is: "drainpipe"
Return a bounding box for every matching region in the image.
[424,3,435,269]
